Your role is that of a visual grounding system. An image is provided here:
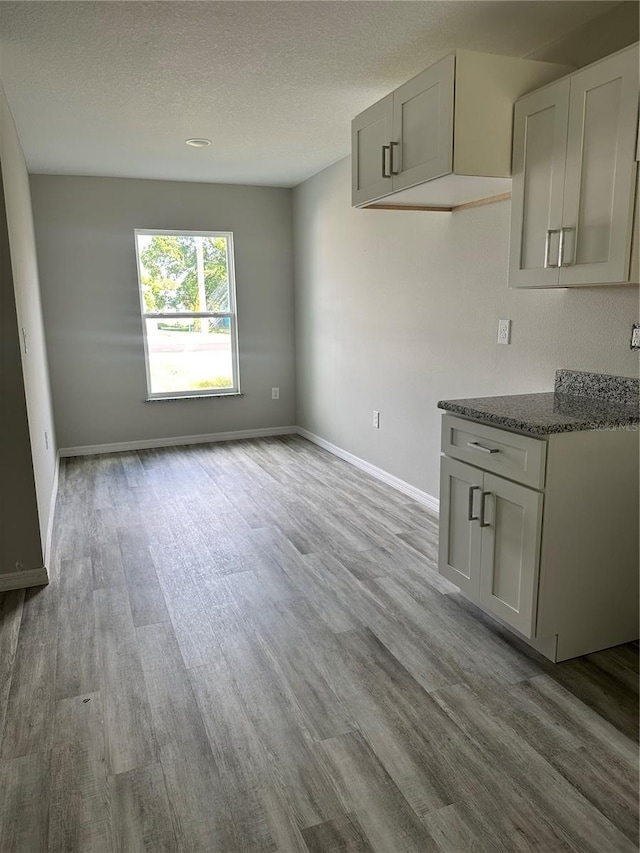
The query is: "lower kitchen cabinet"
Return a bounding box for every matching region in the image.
[438,413,639,661]
[477,472,543,639]
[438,456,482,599]
[439,458,542,639]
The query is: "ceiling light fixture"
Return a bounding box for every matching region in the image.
[185,138,211,148]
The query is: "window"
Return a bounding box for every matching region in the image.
[134,230,240,399]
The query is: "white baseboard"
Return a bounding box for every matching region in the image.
[0,566,49,592]
[297,427,439,514]
[44,451,61,569]
[59,426,298,457]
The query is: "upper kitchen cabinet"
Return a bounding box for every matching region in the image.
[351,94,394,207]
[389,55,455,194]
[510,43,639,288]
[352,51,572,210]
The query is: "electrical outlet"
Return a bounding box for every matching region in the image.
[372,410,380,429]
[631,324,640,351]
[497,319,512,345]
[271,387,280,400]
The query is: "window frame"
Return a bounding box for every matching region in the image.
[134,228,241,401]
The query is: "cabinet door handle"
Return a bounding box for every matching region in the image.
[467,441,499,454]
[544,229,560,269]
[479,491,491,528]
[390,141,399,175]
[381,145,391,178]
[559,227,573,267]
[467,485,481,521]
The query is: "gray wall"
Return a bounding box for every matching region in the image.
[293,156,639,500]
[0,169,43,574]
[31,176,296,449]
[1,80,56,570]
[526,1,638,67]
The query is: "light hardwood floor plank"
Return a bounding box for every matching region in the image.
[149,542,222,669]
[421,802,511,853]
[301,812,375,853]
[117,526,170,626]
[136,621,238,852]
[259,784,308,853]
[55,557,98,700]
[227,570,355,742]
[363,574,543,687]
[319,731,441,853]
[1,585,58,760]
[550,745,639,845]
[0,589,24,743]
[48,692,113,853]
[518,674,639,767]
[91,538,127,591]
[0,752,51,853]
[212,604,346,829]
[433,680,637,853]
[189,655,277,851]
[93,587,157,774]
[111,762,179,853]
[327,627,505,821]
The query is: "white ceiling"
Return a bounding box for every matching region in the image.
[0,1,619,187]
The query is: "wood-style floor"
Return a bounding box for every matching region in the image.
[0,436,637,853]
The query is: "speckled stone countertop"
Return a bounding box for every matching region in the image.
[438,370,639,436]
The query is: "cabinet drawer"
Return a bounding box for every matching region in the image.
[441,414,546,489]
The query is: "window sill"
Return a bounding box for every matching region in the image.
[146,392,243,402]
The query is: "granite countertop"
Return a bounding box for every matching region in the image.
[438,370,639,436]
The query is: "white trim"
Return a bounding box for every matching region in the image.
[135,228,231,239]
[0,566,49,592]
[59,426,298,457]
[296,428,439,514]
[44,451,61,568]
[146,385,239,402]
[145,392,243,402]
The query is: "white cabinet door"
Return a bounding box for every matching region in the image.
[438,456,482,598]
[509,79,570,288]
[560,46,639,285]
[478,474,543,639]
[391,55,455,193]
[351,93,393,206]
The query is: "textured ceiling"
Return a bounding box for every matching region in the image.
[0,1,618,187]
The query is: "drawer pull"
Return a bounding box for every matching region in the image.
[467,441,499,454]
[381,145,391,178]
[559,226,574,267]
[479,491,491,528]
[390,140,399,175]
[544,228,560,269]
[467,485,481,521]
